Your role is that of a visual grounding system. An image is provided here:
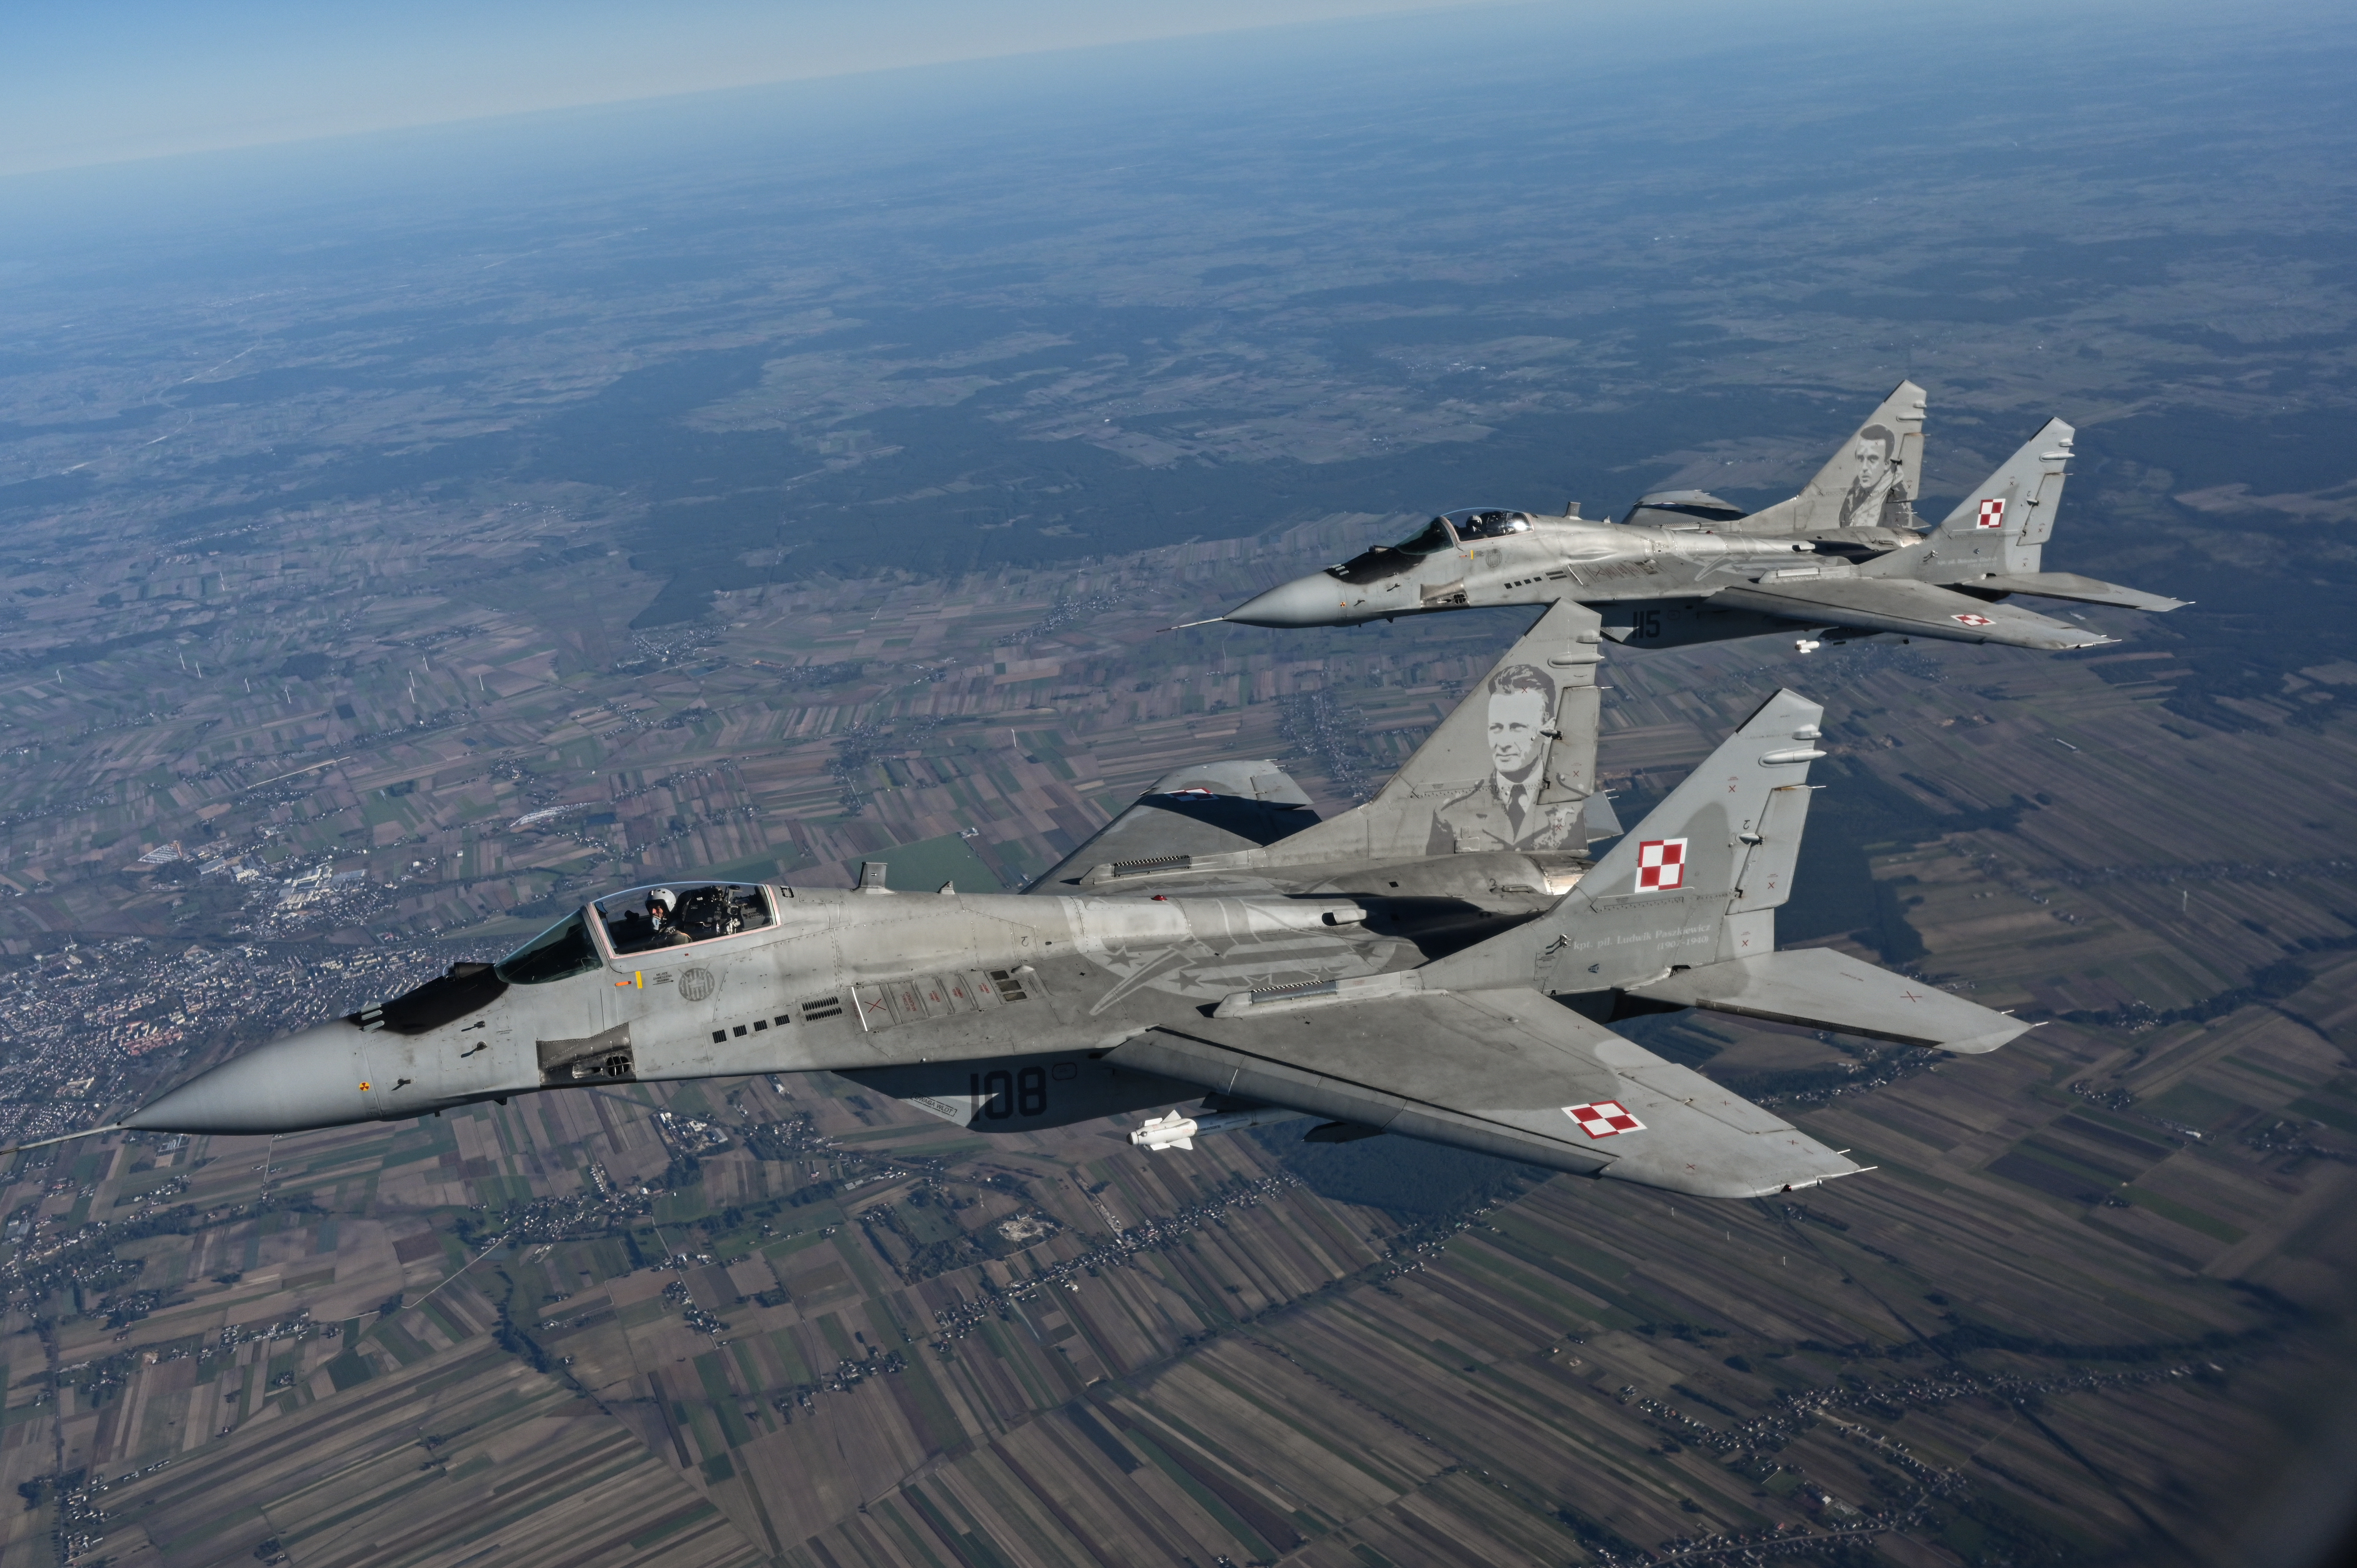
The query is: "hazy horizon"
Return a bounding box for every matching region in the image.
[7,0,1507,178]
[2,2,2356,1563]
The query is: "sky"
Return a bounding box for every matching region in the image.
[1,0,1507,178]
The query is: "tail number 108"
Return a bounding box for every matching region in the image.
[972,1067,1048,1119]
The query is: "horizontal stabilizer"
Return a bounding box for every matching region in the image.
[1141,758,1313,805]
[1963,571,2187,614]
[1712,577,2108,650]
[1584,789,1624,841]
[1630,948,2029,1054]
[1031,759,1315,891]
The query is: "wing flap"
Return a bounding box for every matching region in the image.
[1109,987,1862,1197]
[1712,577,2107,650]
[1963,571,2188,613]
[1631,948,2028,1054]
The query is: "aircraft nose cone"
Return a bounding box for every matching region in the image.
[123,1023,376,1135]
[1225,573,1354,628]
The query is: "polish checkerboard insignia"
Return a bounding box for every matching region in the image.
[1975,498,2006,529]
[1952,613,1995,627]
[1564,1100,1643,1138]
[1635,838,1686,892]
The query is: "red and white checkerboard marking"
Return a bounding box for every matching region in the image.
[1564,1100,1644,1138]
[1951,612,1994,627]
[1975,497,2006,529]
[1635,837,1686,892]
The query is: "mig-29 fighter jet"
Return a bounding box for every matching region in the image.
[87,605,2029,1202]
[1221,382,2184,654]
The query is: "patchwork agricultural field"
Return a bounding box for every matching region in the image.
[4,515,2355,1566]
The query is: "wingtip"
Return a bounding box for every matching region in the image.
[1942,1025,2031,1055]
[1781,1164,1878,1194]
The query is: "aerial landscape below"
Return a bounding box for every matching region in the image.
[2,3,2355,1565]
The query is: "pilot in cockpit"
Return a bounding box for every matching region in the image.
[610,889,691,954]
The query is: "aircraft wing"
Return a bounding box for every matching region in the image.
[1628,947,2029,1054]
[1108,987,1862,1197]
[1030,760,1319,893]
[1709,577,2108,650]
[1963,571,2189,613]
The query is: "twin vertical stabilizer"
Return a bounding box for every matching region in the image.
[1418,686,2028,1054]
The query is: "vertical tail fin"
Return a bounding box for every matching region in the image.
[1921,417,2073,577]
[1266,600,1608,865]
[1422,690,1825,991]
[1740,381,1926,535]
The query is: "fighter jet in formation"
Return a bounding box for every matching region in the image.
[1221,383,2184,653]
[99,602,2029,1200]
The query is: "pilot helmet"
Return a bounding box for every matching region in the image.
[649,888,678,913]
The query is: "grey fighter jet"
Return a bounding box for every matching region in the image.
[1221,383,2184,653]
[88,607,2027,1202]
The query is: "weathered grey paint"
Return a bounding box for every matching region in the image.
[1223,390,2181,653]
[122,594,2028,1203]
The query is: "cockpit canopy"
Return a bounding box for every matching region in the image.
[490,879,781,986]
[1326,516,1457,584]
[1324,510,1532,585]
[599,881,776,955]
[1442,508,1535,541]
[495,911,600,985]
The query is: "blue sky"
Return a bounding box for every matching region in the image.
[2,0,1510,177]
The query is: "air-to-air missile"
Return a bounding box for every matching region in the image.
[48,603,2032,1202]
[1219,383,2185,653]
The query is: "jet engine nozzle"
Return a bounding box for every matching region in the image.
[124,1022,377,1135]
[1224,574,1357,628]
